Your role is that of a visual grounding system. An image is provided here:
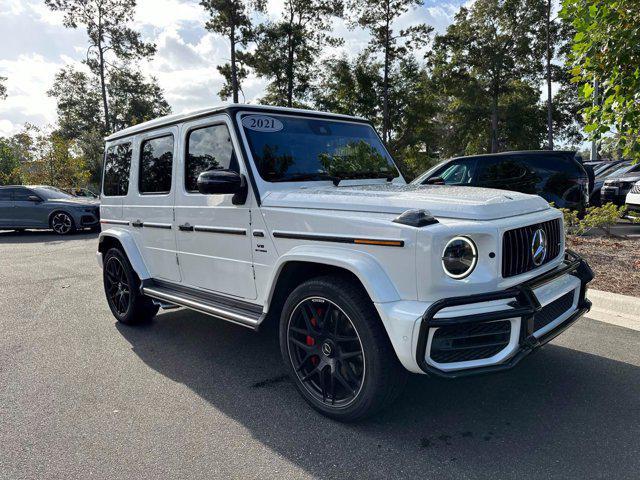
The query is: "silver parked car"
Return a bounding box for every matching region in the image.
[0,185,100,234]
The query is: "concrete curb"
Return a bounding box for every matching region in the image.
[586,289,640,331]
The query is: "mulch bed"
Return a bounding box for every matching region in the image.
[566,235,640,297]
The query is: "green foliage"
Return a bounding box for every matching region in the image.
[319,141,391,177]
[0,137,23,185]
[0,76,6,101]
[558,206,586,235]
[348,0,432,142]
[561,0,640,163]
[581,202,629,236]
[45,0,157,132]
[428,0,548,154]
[560,202,629,237]
[200,0,265,102]
[251,0,343,107]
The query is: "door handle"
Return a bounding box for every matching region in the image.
[131,220,143,228]
[178,223,194,232]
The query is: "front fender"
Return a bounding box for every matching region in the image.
[265,245,401,309]
[97,228,150,280]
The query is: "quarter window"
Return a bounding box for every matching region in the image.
[185,124,237,192]
[139,135,174,194]
[103,142,132,196]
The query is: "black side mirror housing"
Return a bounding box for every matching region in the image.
[197,169,248,205]
[27,195,42,203]
[425,176,445,185]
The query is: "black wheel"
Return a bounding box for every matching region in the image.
[279,276,407,422]
[103,248,158,324]
[50,211,75,235]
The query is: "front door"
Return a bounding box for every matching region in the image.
[13,187,47,227]
[174,115,256,300]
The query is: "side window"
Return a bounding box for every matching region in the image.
[0,188,14,201]
[103,142,132,196]
[139,135,174,194]
[477,159,530,185]
[434,159,476,185]
[13,188,35,201]
[185,124,238,192]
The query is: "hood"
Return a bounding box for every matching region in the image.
[606,172,640,182]
[262,184,550,221]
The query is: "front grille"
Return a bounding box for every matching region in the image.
[430,320,511,363]
[534,291,574,332]
[502,219,562,278]
[630,183,640,194]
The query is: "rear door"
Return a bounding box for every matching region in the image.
[174,115,256,299]
[128,127,181,283]
[0,188,15,227]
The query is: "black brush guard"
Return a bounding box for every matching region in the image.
[416,249,594,378]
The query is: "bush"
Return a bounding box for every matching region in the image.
[558,202,634,237]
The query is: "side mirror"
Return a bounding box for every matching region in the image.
[197,169,248,205]
[425,176,445,185]
[27,195,42,203]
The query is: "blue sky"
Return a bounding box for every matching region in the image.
[0,0,467,137]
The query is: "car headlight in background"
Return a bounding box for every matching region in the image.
[442,236,478,279]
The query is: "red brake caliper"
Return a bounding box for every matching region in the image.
[309,313,319,365]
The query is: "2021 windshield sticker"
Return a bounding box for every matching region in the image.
[242,115,284,132]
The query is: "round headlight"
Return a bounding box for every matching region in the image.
[442,236,478,279]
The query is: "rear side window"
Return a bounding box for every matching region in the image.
[139,135,174,194]
[185,124,238,192]
[477,159,532,184]
[103,143,132,197]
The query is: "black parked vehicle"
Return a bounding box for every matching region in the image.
[411,150,590,211]
[600,163,640,206]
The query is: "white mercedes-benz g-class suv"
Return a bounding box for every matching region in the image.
[97,105,593,421]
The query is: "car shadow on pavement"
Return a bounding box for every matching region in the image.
[0,229,99,244]
[116,309,640,479]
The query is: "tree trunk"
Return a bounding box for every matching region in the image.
[230,24,238,104]
[98,46,110,132]
[382,7,390,144]
[286,31,294,107]
[545,0,554,150]
[490,90,499,153]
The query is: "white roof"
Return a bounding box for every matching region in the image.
[105,103,367,141]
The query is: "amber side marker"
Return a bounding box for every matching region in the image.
[354,238,404,247]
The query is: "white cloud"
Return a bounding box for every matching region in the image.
[0,0,467,136]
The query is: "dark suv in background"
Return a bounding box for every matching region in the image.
[0,185,100,235]
[601,162,640,206]
[412,150,590,212]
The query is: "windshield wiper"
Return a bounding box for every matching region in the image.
[331,171,397,186]
[273,172,341,183]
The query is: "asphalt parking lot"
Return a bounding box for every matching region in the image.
[1,231,639,480]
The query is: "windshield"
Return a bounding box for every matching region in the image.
[602,163,635,179]
[240,114,400,183]
[33,186,76,200]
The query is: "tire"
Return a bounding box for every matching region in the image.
[279,275,407,422]
[103,247,158,325]
[90,224,101,233]
[50,211,75,235]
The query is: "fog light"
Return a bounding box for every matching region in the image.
[442,236,477,279]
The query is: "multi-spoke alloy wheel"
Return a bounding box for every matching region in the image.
[102,248,158,324]
[287,297,365,407]
[279,276,407,421]
[104,256,131,317]
[51,212,73,235]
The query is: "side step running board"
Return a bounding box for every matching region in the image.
[141,280,264,330]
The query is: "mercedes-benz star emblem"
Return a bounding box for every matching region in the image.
[531,228,548,266]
